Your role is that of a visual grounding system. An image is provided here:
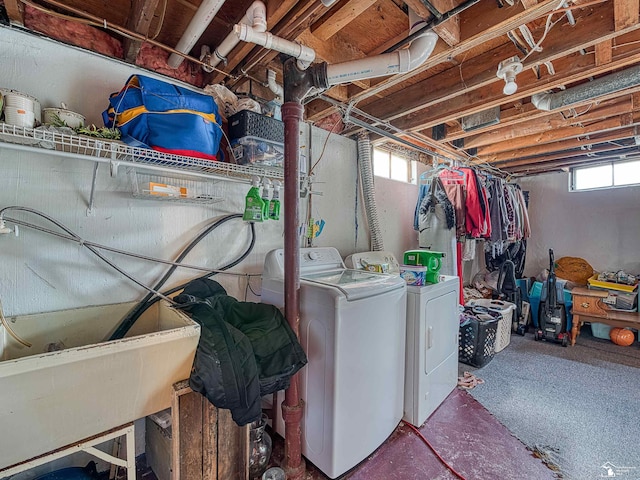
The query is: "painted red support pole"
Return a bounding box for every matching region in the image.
[281,101,306,480]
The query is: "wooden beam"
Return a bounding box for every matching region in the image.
[595,39,613,66]
[347,0,564,105]
[463,97,633,149]
[403,0,433,19]
[477,115,640,156]
[359,1,622,126]
[311,0,378,41]
[3,0,24,26]
[393,40,640,134]
[614,0,639,31]
[431,0,461,46]
[520,0,539,8]
[495,139,638,168]
[123,0,162,63]
[508,150,640,173]
[482,122,640,162]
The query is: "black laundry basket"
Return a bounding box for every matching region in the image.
[459,314,498,368]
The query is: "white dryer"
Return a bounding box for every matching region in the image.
[404,276,460,427]
[261,247,406,479]
[345,251,460,428]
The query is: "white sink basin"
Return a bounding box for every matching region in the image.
[0,301,200,470]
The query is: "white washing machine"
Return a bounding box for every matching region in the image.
[346,252,460,427]
[261,247,407,479]
[404,276,460,427]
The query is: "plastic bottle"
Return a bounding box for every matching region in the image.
[243,176,265,222]
[261,178,271,221]
[269,180,281,220]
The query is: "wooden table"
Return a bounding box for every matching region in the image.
[570,286,640,346]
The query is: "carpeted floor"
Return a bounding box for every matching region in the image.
[463,324,640,480]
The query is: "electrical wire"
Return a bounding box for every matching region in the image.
[520,0,567,64]
[0,298,32,348]
[0,207,257,340]
[309,117,343,175]
[2,215,259,277]
[149,0,168,41]
[109,215,256,340]
[0,206,174,303]
[403,422,468,480]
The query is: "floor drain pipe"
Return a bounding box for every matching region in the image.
[357,132,384,251]
[281,57,328,480]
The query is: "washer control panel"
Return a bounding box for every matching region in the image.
[263,247,345,278]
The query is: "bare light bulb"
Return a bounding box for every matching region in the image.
[497,56,523,96]
[503,70,518,95]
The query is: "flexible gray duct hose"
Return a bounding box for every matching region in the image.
[357,132,384,251]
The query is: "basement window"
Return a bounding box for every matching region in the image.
[373,148,418,184]
[570,159,640,191]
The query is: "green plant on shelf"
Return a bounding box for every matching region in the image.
[48,112,121,140]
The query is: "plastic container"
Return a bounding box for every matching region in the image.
[232,136,284,168]
[228,109,284,143]
[458,315,498,367]
[588,274,638,293]
[590,322,613,339]
[400,265,427,286]
[3,106,36,127]
[465,299,515,352]
[1,89,41,123]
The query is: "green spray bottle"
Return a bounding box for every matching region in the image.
[243,176,265,222]
[269,180,281,220]
[261,178,271,221]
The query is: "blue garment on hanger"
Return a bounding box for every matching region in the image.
[414,181,430,230]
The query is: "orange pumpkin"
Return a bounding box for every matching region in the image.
[609,328,635,346]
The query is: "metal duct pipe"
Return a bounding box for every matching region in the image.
[168,0,227,68]
[531,64,640,111]
[202,0,267,72]
[357,132,384,251]
[326,8,437,86]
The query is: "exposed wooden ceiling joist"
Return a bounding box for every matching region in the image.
[9,0,640,175]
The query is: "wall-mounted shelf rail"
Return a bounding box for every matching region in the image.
[0,124,285,184]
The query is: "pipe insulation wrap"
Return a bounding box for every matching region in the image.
[357,133,384,251]
[532,64,640,111]
[168,0,227,68]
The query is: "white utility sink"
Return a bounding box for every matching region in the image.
[0,301,200,470]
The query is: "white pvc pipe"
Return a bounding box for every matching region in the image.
[326,8,437,86]
[267,69,284,99]
[205,1,267,71]
[235,24,316,70]
[168,0,227,68]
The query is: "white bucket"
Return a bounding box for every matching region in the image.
[4,93,35,111]
[0,89,41,124]
[4,105,36,127]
